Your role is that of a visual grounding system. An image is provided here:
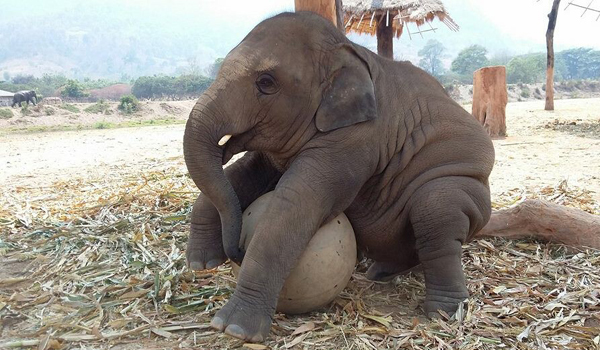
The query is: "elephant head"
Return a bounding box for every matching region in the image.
[183,12,377,264]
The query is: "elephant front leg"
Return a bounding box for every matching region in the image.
[211,147,375,342]
[187,152,281,270]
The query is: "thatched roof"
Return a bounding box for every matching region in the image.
[343,0,458,38]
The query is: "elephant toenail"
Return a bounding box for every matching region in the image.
[250,333,264,343]
[224,324,247,340]
[189,261,205,271]
[210,316,226,331]
[206,259,221,269]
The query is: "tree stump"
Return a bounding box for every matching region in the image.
[477,200,600,249]
[472,66,508,137]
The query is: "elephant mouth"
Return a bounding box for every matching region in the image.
[221,130,255,165]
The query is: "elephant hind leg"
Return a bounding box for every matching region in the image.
[408,176,491,318]
[366,259,421,282]
[366,228,421,281]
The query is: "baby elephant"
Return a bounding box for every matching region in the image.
[183,12,494,342]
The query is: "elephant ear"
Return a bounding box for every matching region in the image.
[315,44,378,133]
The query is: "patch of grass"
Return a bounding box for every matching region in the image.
[2,118,185,135]
[0,108,13,119]
[93,121,112,129]
[84,100,111,114]
[59,103,80,113]
[44,107,55,116]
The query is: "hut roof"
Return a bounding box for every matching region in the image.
[343,0,458,38]
[0,89,14,97]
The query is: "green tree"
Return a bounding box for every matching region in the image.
[418,40,446,77]
[12,74,35,84]
[489,51,513,66]
[451,45,490,75]
[62,79,88,98]
[557,48,600,80]
[132,74,213,99]
[506,53,545,84]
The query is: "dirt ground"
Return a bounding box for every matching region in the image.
[2,98,599,201]
[0,100,195,132]
[1,98,599,349]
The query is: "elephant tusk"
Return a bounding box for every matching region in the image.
[218,134,232,146]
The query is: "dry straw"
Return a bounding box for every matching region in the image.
[1,157,599,349]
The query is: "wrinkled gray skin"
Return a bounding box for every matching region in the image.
[12,90,37,108]
[183,12,494,342]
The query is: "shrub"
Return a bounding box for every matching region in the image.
[0,108,13,119]
[84,99,111,114]
[44,107,55,116]
[118,94,140,114]
[62,79,88,98]
[21,105,32,116]
[59,104,80,113]
[93,121,112,129]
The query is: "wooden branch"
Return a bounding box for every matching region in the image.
[477,199,600,249]
[545,0,561,111]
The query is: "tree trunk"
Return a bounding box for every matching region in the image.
[472,66,508,137]
[477,200,600,249]
[376,16,394,59]
[295,0,340,29]
[545,0,561,111]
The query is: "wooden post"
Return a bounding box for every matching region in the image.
[295,0,341,30]
[376,14,394,59]
[335,0,344,31]
[545,0,561,111]
[472,66,508,137]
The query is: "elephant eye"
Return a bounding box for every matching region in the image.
[256,74,279,95]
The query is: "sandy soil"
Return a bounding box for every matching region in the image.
[1,98,600,202]
[0,100,195,131]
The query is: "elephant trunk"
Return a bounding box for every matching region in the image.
[183,108,244,264]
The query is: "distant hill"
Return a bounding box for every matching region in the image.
[1,0,597,80]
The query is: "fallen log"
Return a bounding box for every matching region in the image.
[477,199,600,249]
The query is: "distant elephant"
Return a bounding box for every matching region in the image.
[183,12,494,342]
[12,90,37,107]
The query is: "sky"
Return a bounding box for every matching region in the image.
[176,0,600,55]
[1,0,599,74]
[6,0,599,54]
[177,0,600,64]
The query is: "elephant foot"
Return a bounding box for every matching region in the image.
[423,288,468,319]
[186,223,227,271]
[210,295,273,342]
[366,259,421,282]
